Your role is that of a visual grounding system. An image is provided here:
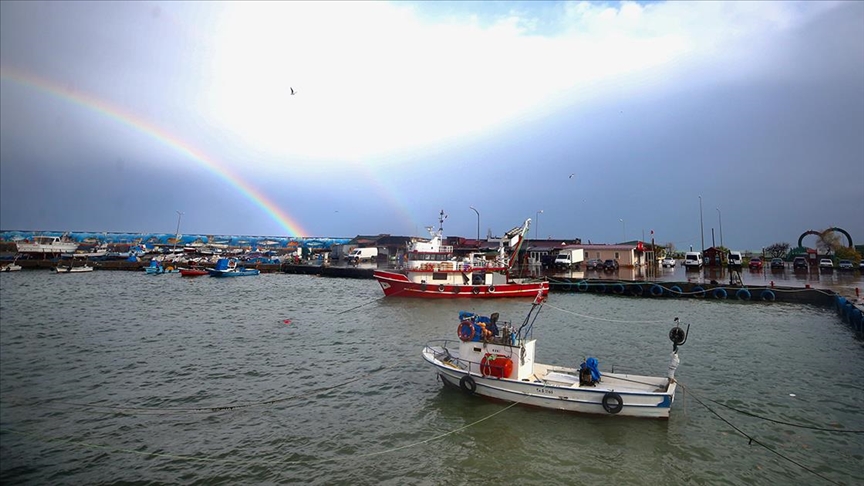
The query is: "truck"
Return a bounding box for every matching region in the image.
[346,247,378,263]
[553,248,585,270]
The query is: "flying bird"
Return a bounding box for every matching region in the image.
[290,87,296,95]
[569,173,575,178]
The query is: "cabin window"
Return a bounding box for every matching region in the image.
[614,252,619,259]
[432,272,447,281]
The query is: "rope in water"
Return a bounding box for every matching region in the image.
[677,382,844,486]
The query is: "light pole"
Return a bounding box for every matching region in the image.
[619,218,625,242]
[698,195,704,254]
[535,210,543,239]
[173,210,183,253]
[469,206,480,241]
[716,207,723,249]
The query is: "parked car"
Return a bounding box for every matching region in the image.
[661,257,675,267]
[792,257,808,270]
[819,258,834,269]
[585,259,603,270]
[603,259,619,271]
[770,258,784,269]
[748,257,763,270]
[838,259,853,270]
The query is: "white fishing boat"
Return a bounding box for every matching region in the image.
[1,262,22,272]
[54,263,94,273]
[422,293,690,418]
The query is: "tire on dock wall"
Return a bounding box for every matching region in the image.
[692,286,706,298]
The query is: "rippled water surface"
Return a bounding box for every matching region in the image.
[1,271,862,485]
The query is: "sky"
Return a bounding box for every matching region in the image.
[1,1,862,251]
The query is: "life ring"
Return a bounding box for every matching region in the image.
[713,288,727,299]
[577,280,589,292]
[488,285,496,293]
[472,287,480,295]
[650,284,664,297]
[669,285,683,297]
[458,321,475,342]
[736,288,751,301]
[459,375,477,394]
[692,286,706,298]
[630,285,643,297]
[602,392,623,414]
[452,286,460,294]
[438,284,445,292]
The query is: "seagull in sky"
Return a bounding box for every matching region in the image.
[569,173,575,178]
[290,87,296,95]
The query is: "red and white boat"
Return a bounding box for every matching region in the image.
[374,211,549,299]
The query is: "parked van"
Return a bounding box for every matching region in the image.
[553,248,585,270]
[683,251,703,268]
[728,251,743,268]
[347,247,378,263]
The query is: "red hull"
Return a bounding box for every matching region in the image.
[180,269,208,277]
[373,270,548,299]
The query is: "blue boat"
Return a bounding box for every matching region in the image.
[145,259,179,275]
[208,258,260,277]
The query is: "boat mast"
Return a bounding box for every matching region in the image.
[173,210,183,254]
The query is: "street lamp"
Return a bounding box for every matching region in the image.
[619,218,625,242]
[698,195,704,254]
[469,206,480,241]
[535,210,543,239]
[716,207,723,249]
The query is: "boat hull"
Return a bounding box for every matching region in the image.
[180,269,209,277]
[208,269,260,277]
[54,265,94,273]
[423,347,675,419]
[374,270,548,299]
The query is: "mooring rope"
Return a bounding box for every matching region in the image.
[544,301,668,324]
[677,382,844,485]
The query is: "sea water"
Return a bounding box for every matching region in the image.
[1,271,862,485]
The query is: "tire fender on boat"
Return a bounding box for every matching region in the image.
[488,285,496,293]
[761,289,776,302]
[472,287,480,295]
[736,288,751,301]
[577,280,589,292]
[669,285,683,297]
[713,287,727,299]
[459,375,477,395]
[692,286,706,298]
[630,285,644,297]
[452,286,460,294]
[602,392,623,414]
[612,283,625,294]
[650,284,664,297]
[438,284,445,292]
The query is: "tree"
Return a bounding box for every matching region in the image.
[764,242,790,259]
[818,228,843,255]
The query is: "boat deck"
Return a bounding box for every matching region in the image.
[534,363,670,393]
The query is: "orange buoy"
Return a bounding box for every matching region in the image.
[481,353,513,378]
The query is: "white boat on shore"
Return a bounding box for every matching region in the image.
[16,235,79,255]
[422,293,690,418]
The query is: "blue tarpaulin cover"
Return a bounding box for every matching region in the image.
[581,357,601,382]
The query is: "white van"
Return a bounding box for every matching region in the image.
[728,251,743,268]
[554,248,585,269]
[347,247,378,263]
[683,251,703,268]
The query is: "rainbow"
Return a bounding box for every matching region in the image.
[0,66,309,237]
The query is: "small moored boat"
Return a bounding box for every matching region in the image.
[179,268,209,277]
[54,263,94,273]
[208,258,259,277]
[422,293,690,418]
[1,262,22,272]
[144,260,179,275]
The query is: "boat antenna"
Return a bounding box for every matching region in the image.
[438,210,447,232]
[516,291,546,339]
